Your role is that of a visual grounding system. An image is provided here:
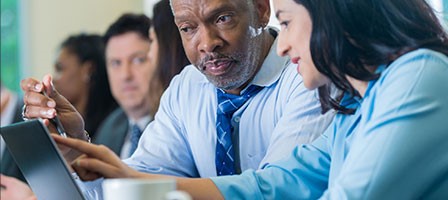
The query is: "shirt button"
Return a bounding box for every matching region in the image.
[234,116,240,123]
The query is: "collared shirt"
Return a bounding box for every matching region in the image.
[212,49,448,199]
[119,116,152,159]
[80,37,335,199]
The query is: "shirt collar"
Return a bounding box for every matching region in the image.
[250,37,289,87]
[129,116,152,131]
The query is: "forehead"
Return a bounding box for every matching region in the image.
[106,32,149,57]
[58,48,78,60]
[107,32,148,49]
[171,0,248,20]
[274,0,296,17]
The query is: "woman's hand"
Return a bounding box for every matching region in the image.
[53,135,141,181]
[0,174,37,200]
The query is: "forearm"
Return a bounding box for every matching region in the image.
[177,178,223,200]
[137,172,223,199]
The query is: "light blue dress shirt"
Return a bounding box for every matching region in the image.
[80,38,335,199]
[212,49,448,199]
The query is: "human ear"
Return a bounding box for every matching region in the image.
[81,61,94,83]
[254,0,271,28]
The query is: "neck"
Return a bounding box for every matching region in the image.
[346,76,369,97]
[347,65,379,97]
[123,103,151,122]
[74,92,88,117]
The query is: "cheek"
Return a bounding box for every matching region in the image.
[107,73,120,92]
[180,38,198,64]
[186,47,198,65]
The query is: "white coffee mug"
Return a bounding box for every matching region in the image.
[102,178,191,200]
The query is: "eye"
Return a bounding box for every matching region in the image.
[55,63,63,72]
[108,60,121,68]
[279,20,290,30]
[216,15,232,24]
[179,26,193,33]
[132,56,147,65]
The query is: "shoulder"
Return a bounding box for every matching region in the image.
[99,108,128,128]
[365,49,448,118]
[380,49,448,83]
[171,64,208,85]
[163,64,214,98]
[392,49,448,68]
[94,108,129,141]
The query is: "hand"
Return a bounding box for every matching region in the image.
[53,135,141,181]
[0,174,37,200]
[21,74,87,160]
[53,136,223,200]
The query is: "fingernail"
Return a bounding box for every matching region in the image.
[42,109,55,116]
[47,109,55,116]
[47,101,56,107]
[34,83,42,91]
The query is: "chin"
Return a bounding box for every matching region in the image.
[303,81,319,90]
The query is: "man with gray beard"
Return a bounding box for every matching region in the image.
[20,0,334,198]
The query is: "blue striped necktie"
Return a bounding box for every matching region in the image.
[215,85,263,176]
[129,124,142,157]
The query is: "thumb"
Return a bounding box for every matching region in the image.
[42,74,58,98]
[42,74,68,107]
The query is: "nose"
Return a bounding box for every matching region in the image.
[198,27,224,53]
[276,32,290,57]
[121,63,133,80]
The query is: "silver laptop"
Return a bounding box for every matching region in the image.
[1,119,85,200]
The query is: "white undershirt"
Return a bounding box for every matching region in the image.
[119,116,152,159]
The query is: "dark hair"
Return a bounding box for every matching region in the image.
[60,33,118,136]
[294,0,448,114]
[103,13,151,46]
[148,0,190,116]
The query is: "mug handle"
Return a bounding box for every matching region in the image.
[165,190,192,200]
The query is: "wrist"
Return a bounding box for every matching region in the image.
[72,130,91,143]
[82,130,91,143]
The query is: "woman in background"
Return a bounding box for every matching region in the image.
[54,33,118,137]
[146,0,190,116]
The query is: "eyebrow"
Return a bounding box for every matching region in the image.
[107,51,148,61]
[129,51,148,58]
[275,10,284,19]
[206,4,236,19]
[175,4,238,24]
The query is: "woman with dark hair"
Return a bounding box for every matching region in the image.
[146,0,190,116]
[54,33,118,137]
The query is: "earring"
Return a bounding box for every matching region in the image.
[260,22,268,29]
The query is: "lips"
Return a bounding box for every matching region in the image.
[204,59,234,76]
[291,57,301,64]
[122,85,138,92]
[291,57,301,74]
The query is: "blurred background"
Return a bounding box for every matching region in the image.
[1,0,447,93]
